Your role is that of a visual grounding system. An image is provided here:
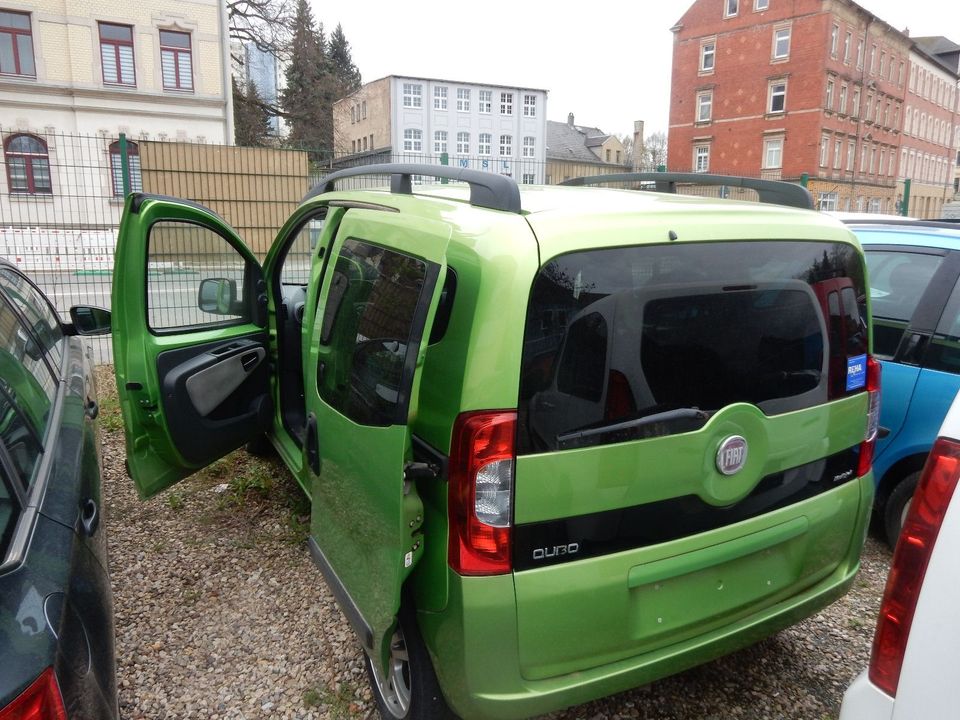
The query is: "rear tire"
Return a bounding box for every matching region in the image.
[244,433,274,457]
[364,601,455,720]
[883,471,920,550]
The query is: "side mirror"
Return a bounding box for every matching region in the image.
[69,306,112,336]
[198,278,239,315]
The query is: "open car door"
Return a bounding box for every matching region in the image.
[112,194,272,498]
[303,208,450,675]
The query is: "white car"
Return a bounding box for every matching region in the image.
[840,392,960,719]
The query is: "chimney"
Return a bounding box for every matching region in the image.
[567,112,575,127]
[633,120,645,171]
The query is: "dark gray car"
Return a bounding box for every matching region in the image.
[0,260,116,718]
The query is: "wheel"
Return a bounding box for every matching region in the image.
[244,433,274,457]
[364,602,455,720]
[883,471,920,550]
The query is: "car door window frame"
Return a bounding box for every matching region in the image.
[0,265,66,376]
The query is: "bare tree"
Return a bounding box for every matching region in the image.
[619,134,634,169]
[642,131,668,170]
[228,0,293,59]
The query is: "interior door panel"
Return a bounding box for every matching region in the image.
[156,334,272,464]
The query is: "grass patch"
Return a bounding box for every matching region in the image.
[166,492,185,511]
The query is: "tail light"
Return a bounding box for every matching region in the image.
[857,356,881,477]
[869,436,960,696]
[604,370,636,421]
[0,668,66,720]
[448,410,516,575]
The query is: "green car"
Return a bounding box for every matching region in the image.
[111,167,878,719]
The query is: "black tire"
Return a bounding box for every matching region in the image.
[884,471,920,550]
[364,601,456,720]
[244,433,274,457]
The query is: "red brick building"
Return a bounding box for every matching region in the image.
[668,0,912,212]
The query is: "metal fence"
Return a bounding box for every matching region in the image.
[0,129,813,364]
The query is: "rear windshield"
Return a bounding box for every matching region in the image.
[518,241,867,454]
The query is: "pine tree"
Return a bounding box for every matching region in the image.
[233,77,273,147]
[328,23,361,96]
[281,0,334,152]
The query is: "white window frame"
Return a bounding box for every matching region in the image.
[694,144,710,172]
[697,90,713,122]
[457,88,470,112]
[844,31,852,63]
[500,92,513,115]
[818,191,838,211]
[403,128,422,152]
[478,133,491,156]
[522,136,535,158]
[434,130,447,154]
[820,135,830,167]
[479,89,492,114]
[433,86,447,110]
[830,24,839,57]
[522,173,535,185]
[700,40,716,72]
[499,134,513,157]
[848,140,857,171]
[773,26,791,60]
[768,81,786,114]
[825,79,835,110]
[834,138,843,169]
[754,0,768,9]
[724,0,739,17]
[763,137,783,169]
[403,83,422,108]
[523,94,537,117]
[839,83,848,114]
[456,131,470,154]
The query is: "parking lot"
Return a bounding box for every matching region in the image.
[97,367,891,720]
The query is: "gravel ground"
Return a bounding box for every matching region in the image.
[99,367,891,720]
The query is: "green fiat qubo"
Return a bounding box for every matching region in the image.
[111,167,878,719]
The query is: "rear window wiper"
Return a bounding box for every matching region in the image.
[556,407,711,448]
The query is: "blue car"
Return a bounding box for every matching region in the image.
[846,219,960,547]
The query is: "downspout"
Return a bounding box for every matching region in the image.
[219,0,235,144]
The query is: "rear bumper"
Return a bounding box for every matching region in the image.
[839,670,894,720]
[420,474,873,720]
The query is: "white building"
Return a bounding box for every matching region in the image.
[333,75,549,184]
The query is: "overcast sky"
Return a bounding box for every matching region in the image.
[314,0,960,141]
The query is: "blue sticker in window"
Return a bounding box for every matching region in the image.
[846,354,867,391]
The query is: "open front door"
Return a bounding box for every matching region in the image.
[113,194,272,498]
[304,208,450,672]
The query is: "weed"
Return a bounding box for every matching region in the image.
[167,492,185,511]
[302,688,322,708]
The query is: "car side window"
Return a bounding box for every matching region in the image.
[147,221,250,332]
[0,267,65,370]
[280,215,325,287]
[0,296,50,489]
[317,238,428,427]
[924,280,960,374]
[0,465,21,560]
[865,250,944,358]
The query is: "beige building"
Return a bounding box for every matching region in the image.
[0,0,232,232]
[545,114,630,184]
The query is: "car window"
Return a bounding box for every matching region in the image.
[280,215,325,287]
[518,241,867,454]
[0,296,50,489]
[147,221,250,332]
[0,267,65,370]
[317,239,427,427]
[924,280,960,375]
[864,250,944,358]
[0,466,21,561]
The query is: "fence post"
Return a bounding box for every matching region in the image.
[440,152,448,184]
[799,173,809,188]
[901,178,911,217]
[119,132,132,197]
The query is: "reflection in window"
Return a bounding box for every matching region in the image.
[0,267,64,370]
[109,139,142,197]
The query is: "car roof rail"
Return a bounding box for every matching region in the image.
[303,163,522,214]
[559,172,814,210]
[842,218,960,231]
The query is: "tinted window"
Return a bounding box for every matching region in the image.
[0,467,20,559]
[0,267,64,369]
[280,215,325,287]
[924,279,960,374]
[0,296,49,487]
[518,241,867,454]
[317,239,428,426]
[147,221,250,331]
[864,249,943,358]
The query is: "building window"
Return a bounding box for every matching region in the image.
[159,30,193,91]
[697,90,713,122]
[4,134,51,194]
[694,145,710,172]
[819,136,830,167]
[898,61,904,86]
[479,89,492,113]
[773,26,790,59]
[839,83,848,114]
[825,79,835,110]
[522,173,535,184]
[857,38,864,69]
[522,136,535,158]
[879,51,885,78]
[478,132,491,156]
[523,94,537,117]
[724,0,739,17]
[351,106,356,123]
[501,92,513,115]
[434,130,447,154]
[763,137,783,168]
[852,87,861,117]
[606,149,611,162]
[869,44,876,74]
[768,81,786,113]
[830,24,839,57]
[457,88,470,112]
[456,131,469,154]
[848,140,856,171]
[109,139,142,196]
[844,31,852,63]
[362,136,367,151]
[834,139,842,169]
[362,101,366,119]
[0,10,34,77]
[433,86,447,110]
[499,134,512,156]
[403,128,422,152]
[403,83,422,108]
[99,23,135,86]
[754,0,768,9]
[818,192,838,211]
[700,40,716,72]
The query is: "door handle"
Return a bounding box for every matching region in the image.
[85,399,99,420]
[81,498,99,537]
[240,351,259,372]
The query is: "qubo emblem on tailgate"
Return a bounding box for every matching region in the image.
[716,436,748,475]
